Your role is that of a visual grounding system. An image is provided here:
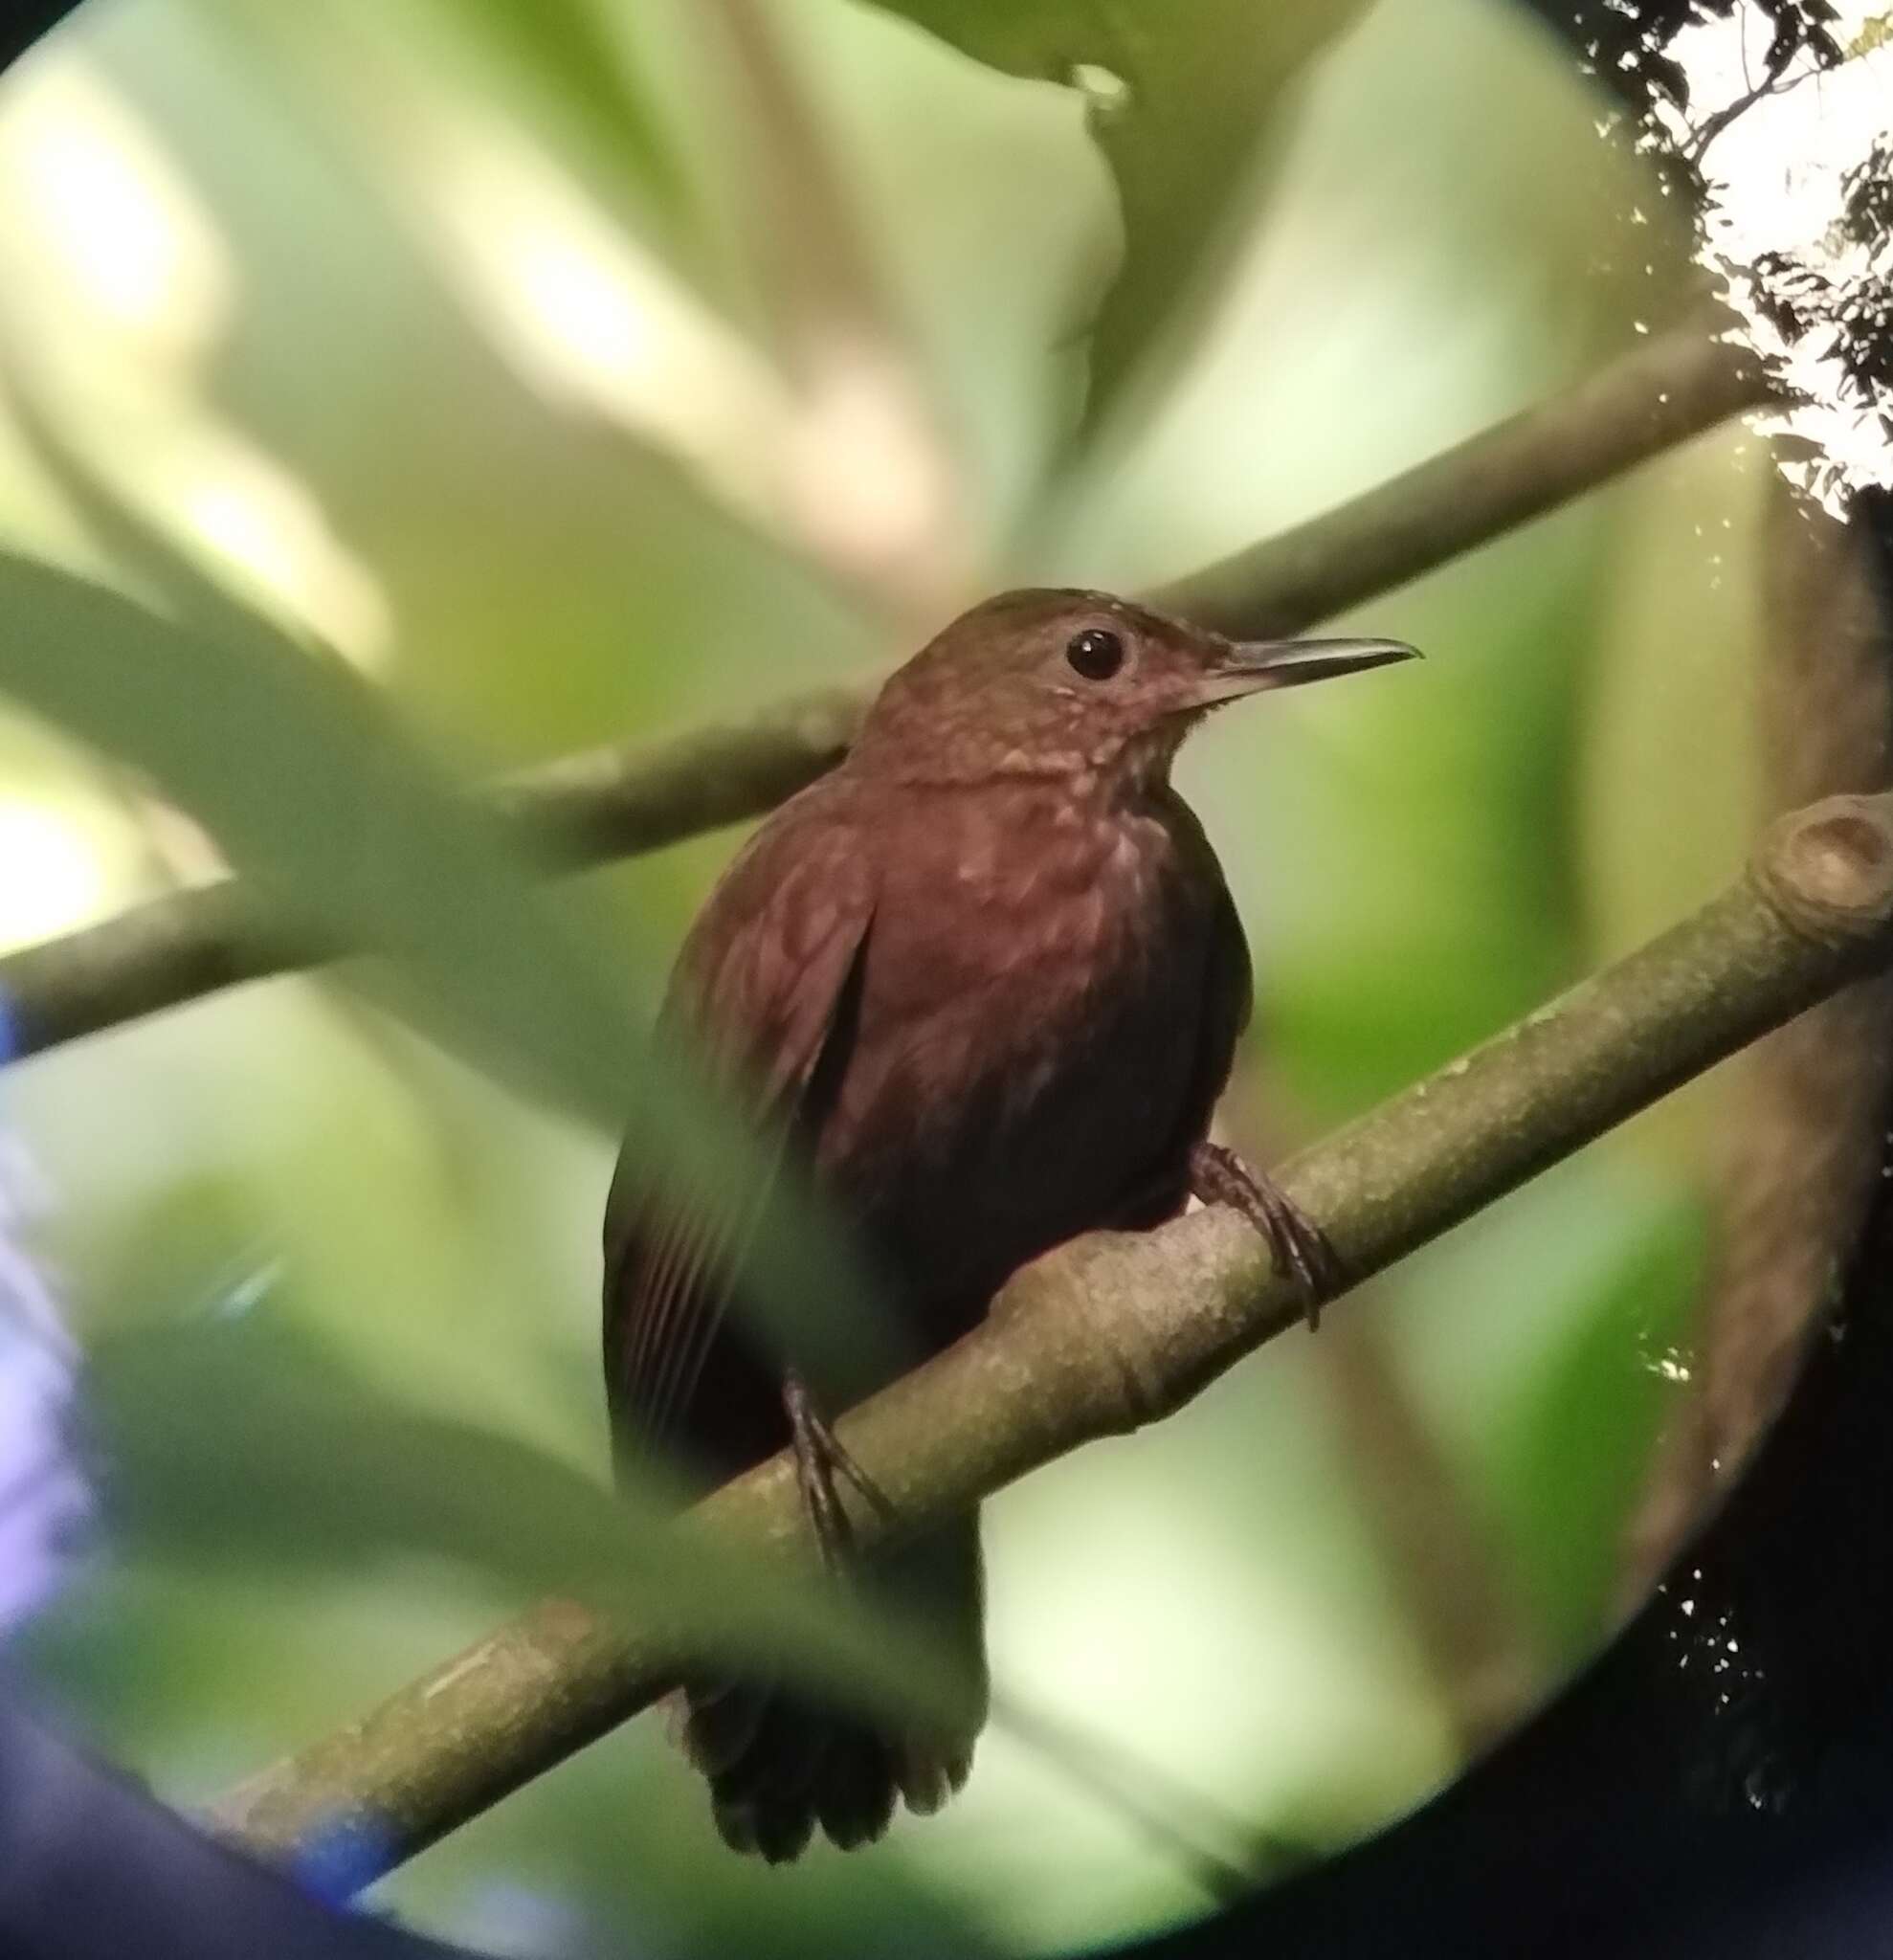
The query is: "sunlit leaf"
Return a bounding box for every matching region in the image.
[861,0,1372,427]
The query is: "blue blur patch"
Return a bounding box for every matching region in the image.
[290,1811,402,1910]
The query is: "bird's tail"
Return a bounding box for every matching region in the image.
[677,1515,987,1860]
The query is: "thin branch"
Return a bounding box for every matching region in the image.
[1317,1312,1539,1755]
[1152,320,1772,638]
[0,320,1773,1065]
[209,785,1893,1885]
[1681,36,1834,168]
[0,686,868,1059]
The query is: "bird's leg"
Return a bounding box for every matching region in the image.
[782,1369,896,1573]
[1188,1141,1344,1330]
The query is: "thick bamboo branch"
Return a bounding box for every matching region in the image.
[1621,483,1893,1598]
[0,321,1771,1064]
[210,786,1893,1887]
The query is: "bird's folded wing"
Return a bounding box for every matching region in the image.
[604,831,875,1463]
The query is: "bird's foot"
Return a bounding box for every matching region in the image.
[783,1370,896,1573]
[1188,1141,1343,1330]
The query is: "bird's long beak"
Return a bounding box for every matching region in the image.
[1190,635,1420,707]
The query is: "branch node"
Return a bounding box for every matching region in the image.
[1752,792,1893,949]
[998,1234,1174,1437]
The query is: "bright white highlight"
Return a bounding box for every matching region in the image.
[1650,4,1893,512]
[0,801,107,947]
[0,51,395,668]
[0,51,229,360]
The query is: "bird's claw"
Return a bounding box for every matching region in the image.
[783,1370,895,1573]
[1189,1141,1343,1330]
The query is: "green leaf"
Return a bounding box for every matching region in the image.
[412,0,681,209]
[862,0,1372,424]
[0,552,641,1131]
[84,1308,981,1736]
[0,531,939,1708]
[0,502,893,1389]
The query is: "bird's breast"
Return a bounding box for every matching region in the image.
[820,786,1221,1304]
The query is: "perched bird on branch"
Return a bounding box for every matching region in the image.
[603,588,1416,1860]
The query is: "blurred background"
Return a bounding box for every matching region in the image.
[0,0,1804,1952]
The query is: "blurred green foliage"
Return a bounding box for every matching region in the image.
[0,0,1766,1953]
[862,0,1378,414]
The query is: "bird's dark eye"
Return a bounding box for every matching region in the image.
[1065,626,1125,680]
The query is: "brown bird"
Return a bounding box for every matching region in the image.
[603,588,1416,1860]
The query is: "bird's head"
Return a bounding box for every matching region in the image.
[851,588,1419,793]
